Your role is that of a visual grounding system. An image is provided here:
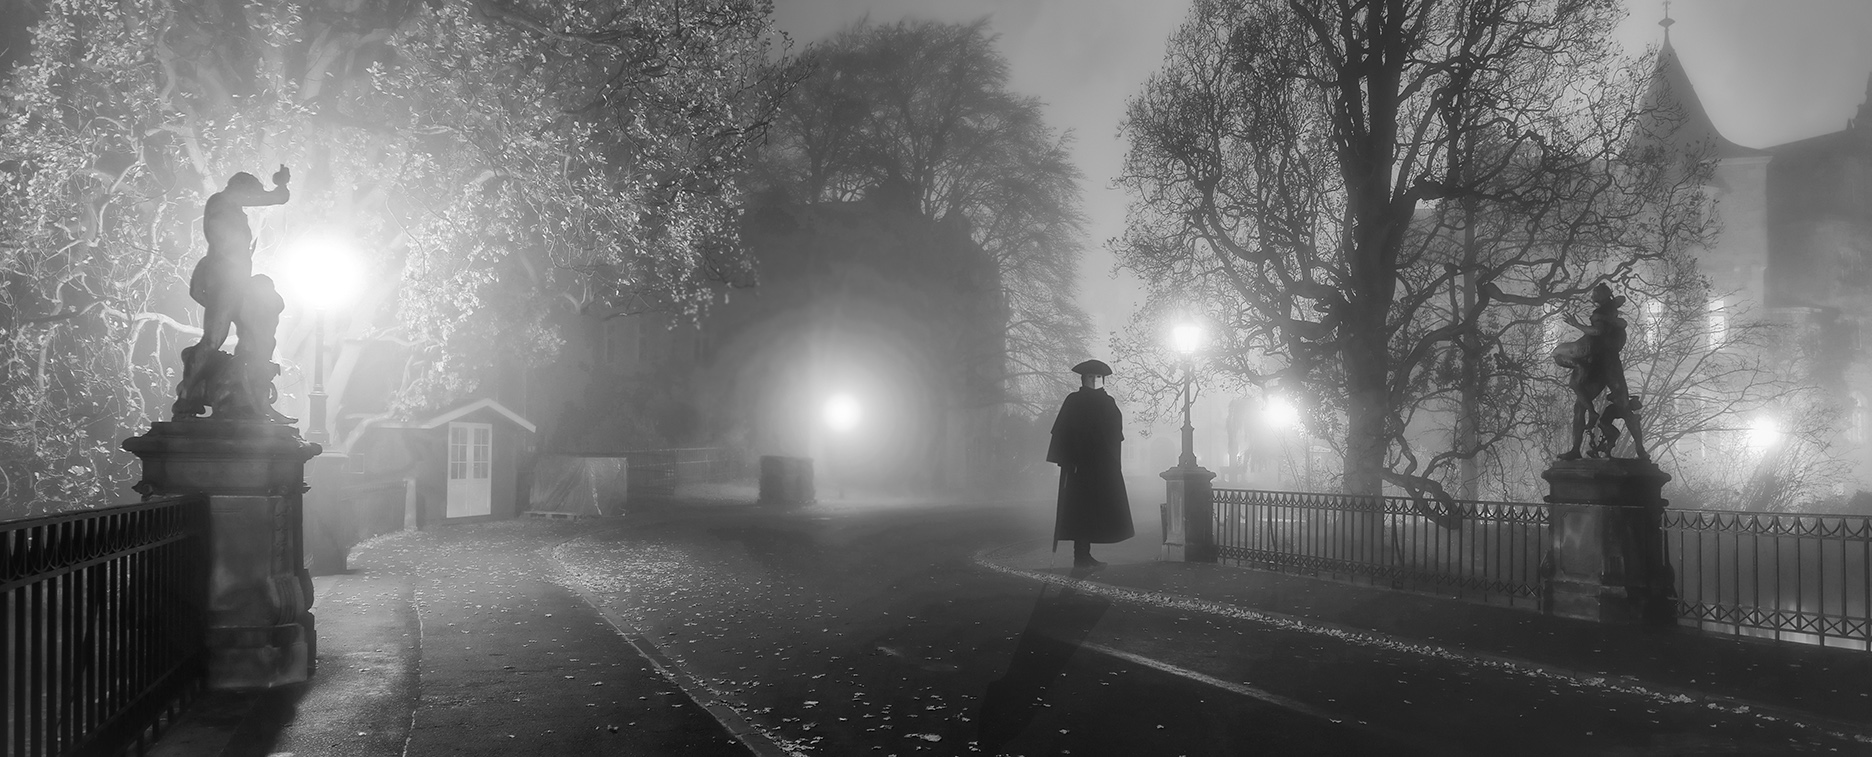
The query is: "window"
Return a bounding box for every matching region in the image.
[1706,297,1727,351]
[473,425,491,479]
[448,425,469,479]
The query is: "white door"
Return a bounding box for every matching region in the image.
[446,422,493,518]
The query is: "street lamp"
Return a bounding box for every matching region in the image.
[1172,322,1203,469]
[1746,414,1782,452]
[283,236,364,445]
[822,393,861,498]
[823,393,861,433]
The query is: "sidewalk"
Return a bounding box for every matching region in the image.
[981,537,1872,742]
[151,520,752,757]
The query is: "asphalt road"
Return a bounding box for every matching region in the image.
[550,490,1871,757]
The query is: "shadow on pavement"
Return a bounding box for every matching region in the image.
[975,580,1112,752]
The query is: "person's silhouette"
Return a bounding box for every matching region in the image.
[1046,360,1135,567]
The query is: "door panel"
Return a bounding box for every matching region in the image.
[447,422,493,517]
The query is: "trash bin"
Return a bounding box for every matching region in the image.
[759,455,814,506]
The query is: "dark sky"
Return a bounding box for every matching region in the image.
[772,0,1872,346]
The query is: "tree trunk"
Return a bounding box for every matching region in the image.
[1457,200,1481,500]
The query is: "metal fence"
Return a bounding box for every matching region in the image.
[1212,489,1552,610]
[1664,508,1872,650]
[3,496,209,757]
[618,448,737,495]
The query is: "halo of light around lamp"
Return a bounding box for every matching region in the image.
[1265,396,1300,430]
[282,235,364,311]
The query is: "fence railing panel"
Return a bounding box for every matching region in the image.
[1664,509,1872,650]
[1211,489,1551,610]
[2,496,208,757]
[616,448,737,495]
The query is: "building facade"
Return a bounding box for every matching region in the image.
[1656,28,1872,505]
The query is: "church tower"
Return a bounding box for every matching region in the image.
[1640,11,1772,314]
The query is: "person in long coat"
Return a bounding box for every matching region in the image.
[1047,359,1134,567]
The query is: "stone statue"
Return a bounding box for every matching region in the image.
[1552,283,1648,461]
[173,166,296,423]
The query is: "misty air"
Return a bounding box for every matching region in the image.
[5,1,1872,755]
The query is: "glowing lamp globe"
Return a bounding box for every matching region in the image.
[282,235,364,311]
[824,394,862,433]
[1265,396,1300,430]
[1171,323,1204,356]
[1746,414,1782,451]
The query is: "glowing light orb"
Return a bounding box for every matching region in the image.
[1265,396,1301,430]
[1746,414,1782,451]
[824,394,862,433]
[1171,323,1204,356]
[282,235,365,311]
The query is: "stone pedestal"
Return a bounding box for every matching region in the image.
[123,420,321,689]
[1161,465,1217,563]
[1541,458,1675,625]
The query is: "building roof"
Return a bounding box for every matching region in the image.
[1638,37,1768,160]
[368,398,538,434]
[1639,33,1767,161]
[1644,17,1871,160]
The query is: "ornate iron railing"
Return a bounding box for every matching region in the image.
[3,496,209,757]
[1211,489,1551,609]
[1663,508,1872,649]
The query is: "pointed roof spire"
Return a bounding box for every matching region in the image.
[1636,13,1764,159]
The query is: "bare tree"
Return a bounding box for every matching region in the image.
[758,19,1093,415]
[1117,0,1713,501]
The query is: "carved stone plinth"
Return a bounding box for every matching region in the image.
[1541,458,1675,625]
[1161,465,1217,563]
[123,420,321,689]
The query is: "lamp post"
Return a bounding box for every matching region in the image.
[823,393,860,499]
[284,237,363,446]
[1162,321,1216,563]
[1171,323,1203,468]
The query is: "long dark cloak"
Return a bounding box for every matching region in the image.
[1046,387,1134,550]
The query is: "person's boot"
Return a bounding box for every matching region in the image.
[1072,542,1104,568]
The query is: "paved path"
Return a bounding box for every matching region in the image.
[151,520,746,757]
[550,494,1872,755]
[152,491,1872,756]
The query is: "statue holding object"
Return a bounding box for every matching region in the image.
[172,166,296,423]
[1552,283,1649,461]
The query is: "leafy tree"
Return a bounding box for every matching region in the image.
[1117,0,1714,499]
[757,18,1093,415]
[0,0,784,514]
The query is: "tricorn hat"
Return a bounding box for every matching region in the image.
[1071,359,1113,377]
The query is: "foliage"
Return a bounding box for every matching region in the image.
[0,0,784,513]
[1117,0,1715,498]
[755,18,1093,415]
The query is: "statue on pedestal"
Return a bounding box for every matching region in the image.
[173,166,296,423]
[1552,283,1649,461]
